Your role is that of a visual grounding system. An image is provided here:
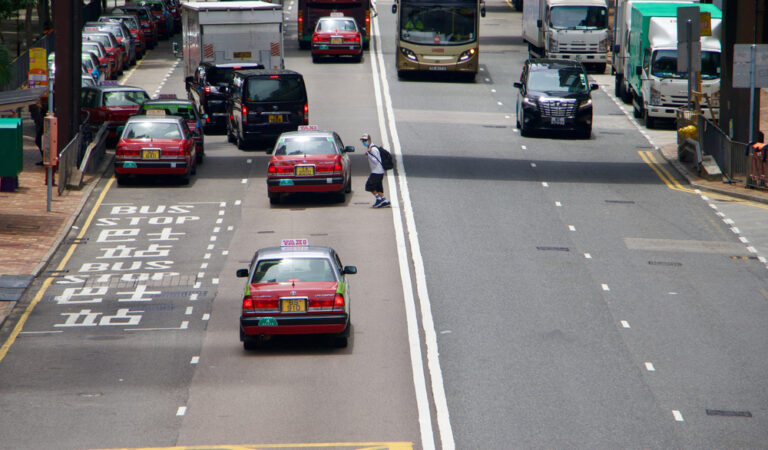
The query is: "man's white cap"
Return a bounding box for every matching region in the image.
[360,133,370,141]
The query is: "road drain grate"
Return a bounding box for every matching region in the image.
[648,261,682,267]
[537,246,570,251]
[310,233,328,236]
[482,125,508,129]
[731,256,759,260]
[706,409,752,418]
[257,230,274,234]
[605,200,635,204]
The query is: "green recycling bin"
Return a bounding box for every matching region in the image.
[0,118,23,192]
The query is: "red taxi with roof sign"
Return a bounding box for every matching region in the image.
[81,85,151,141]
[311,14,363,63]
[136,95,206,163]
[114,113,198,185]
[266,126,354,204]
[236,239,356,349]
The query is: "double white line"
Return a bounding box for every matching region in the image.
[368,16,455,450]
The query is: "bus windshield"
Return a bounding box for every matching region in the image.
[548,6,607,30]
[400,3,477,45]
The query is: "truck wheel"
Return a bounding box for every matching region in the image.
[514,0,522,10]
[237,133,247,150]
[614,75,622,98]
[592,63,606,74]
[632,97,643,119]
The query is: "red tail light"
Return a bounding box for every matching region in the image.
[334,293,345,309]
[303,103,308,124]
[243,295,278,313]
[333,161,343,172]
[242,105,247,124]
[298,11,304,38]
[204,86,211,93]
[206,116,211,123]
[269,164,294,174]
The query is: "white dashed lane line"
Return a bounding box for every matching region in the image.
[190,356,199,364]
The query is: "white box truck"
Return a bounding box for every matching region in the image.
[522,0,610,72]
[611,0,699,103]
[181,1,285,79]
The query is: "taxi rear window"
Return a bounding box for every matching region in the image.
[253,258,335,283]
[124,122,181,139]
[144,105,195,120]
[274,136,335,156]
[104,90,149,106]
[317,19,357,32]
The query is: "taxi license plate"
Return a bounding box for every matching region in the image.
[268,114,284,123]
[331,37,342,44]
[281,299,306,313]
[428,66,448,71]
[551,117,565,126]
[295,166,315,176]
[142,149,160,159]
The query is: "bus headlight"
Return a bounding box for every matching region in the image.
[579,99,592,109]
[400,47,418,62]
[457,48,476,62]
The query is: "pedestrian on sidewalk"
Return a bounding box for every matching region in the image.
[361,132,389,208]
[28,98,44,165]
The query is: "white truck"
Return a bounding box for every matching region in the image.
[625,2,722,128]
[522,0,610,72]
[611,0,699,103]
[181,1,285,79]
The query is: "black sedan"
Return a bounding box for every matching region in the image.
[514,59,598,138]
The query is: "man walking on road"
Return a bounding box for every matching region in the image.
[362,133,389,208]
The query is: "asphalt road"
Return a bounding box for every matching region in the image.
[1,1,767,449]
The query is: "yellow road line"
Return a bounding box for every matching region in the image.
[0,177,115,363]
[92,442,414,450]
[639,150,768,210]
[504,0,515,10]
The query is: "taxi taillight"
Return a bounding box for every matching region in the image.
[303,103,308,124]
[204,86,211,94]
[334,293,345,309]
[242,104,248,124]
[345,35,361,43]
[243,295,278,313]
[313,35,329,42]
[268,163,294,174]
[298,11,304,38]
[333,161,343,172]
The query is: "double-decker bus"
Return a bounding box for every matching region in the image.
[392,0,485,80]
[298,0,372,50]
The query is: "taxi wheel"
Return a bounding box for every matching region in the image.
[311,54,320,63]
[353,54,362,63]
[115,174,128,186]
[196,147,204,164]
[344,177,352,193]
[269,193,281,205]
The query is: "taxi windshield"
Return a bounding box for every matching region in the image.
[85,34,111,47]
[104,90,149,106]
[253,258,335,283]
[123,122,182,139]
[274,136,335,155]
[145,105,196,120]
[317,19,357,32]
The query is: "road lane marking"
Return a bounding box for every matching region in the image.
[176,406,187,416]
[673,410,684,422]
[620,320,630,328]
[0,178,116,363]
[568,225,576,231]
[190,356,199,364]
[602,284,610,291]
[371,16,443,450]
[645,362,656,372]
[584,253,592,259]
[112,442,414,449]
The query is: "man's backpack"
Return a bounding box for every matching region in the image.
[374,145,394,170]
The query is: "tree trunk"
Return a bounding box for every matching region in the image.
[25,4,34,50]
[0,18,4,44]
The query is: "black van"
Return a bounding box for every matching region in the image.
[226,69,309,149]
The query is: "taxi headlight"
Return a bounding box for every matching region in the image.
[522,96,536,107]
[400,47,417,62]
[579,99,592,109]
[458,48,476,62]
[650,87,661,106]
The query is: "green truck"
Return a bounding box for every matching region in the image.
[626,3,722,128]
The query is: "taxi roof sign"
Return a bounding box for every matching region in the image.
[146,109,166,116]
[157,94,178,99]
[298,125,319,131]
[281,239,309,247]
[330,12,344,17]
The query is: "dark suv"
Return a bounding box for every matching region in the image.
[226,69,309,150]
[185,62,264,133]
[514,59,597,138]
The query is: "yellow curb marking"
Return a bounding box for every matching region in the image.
[0,178,115,363]
[91,442,414,450]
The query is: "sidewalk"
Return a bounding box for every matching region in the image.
[0,110,102,323]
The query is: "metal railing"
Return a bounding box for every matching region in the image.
[57,133,81,195]
[697,115,751,185]
[0,32,55,92]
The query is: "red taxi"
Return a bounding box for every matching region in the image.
[236,241,356,349]
[114,115,197,185]
[83,32,124,75]
[311,15,363,63]
[100,15,146,58]
[83,41,115,80]
[136,96,206,163]
[81,85,150,141]
[266,128,354,204]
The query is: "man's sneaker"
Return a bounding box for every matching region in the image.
[376,199,390,208]
[372,197,384,208]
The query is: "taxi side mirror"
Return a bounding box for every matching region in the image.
[116,125,125,135]
[343,145,355,153]
[513,81,522,89]
[590,83,599,91]
[343,265,357,275]
[185,76,193,84]
[392,4,397,13]
[236,268,249,278]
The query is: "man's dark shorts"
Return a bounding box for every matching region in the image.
[365,173,384,192]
